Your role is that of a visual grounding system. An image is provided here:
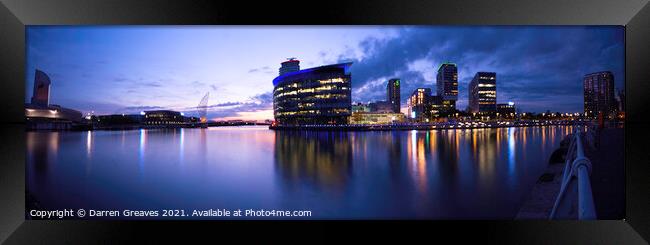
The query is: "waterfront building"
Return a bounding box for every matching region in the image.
[436,62,458,109]
[369,101,393,113]
[408,88,431,122]
[96,114,144,126]
[406,97,412,119]
[272,62,352,125]
[25,104,83,123]
[352,102,371,113]
[428,95,455,118]
[143,110,188,125]
[31,69,51,106]
[387,78,401,113]
[468,72,497,114]
[279,58,300,76]
[617,89,625,112]
[616,89,625,120]
[25,70,83,129]
[497,102,516,118]
[583,71,616,118]
[349,112,406,125]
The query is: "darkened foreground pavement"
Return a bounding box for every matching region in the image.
[588,127,625,219]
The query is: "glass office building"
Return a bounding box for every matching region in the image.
[436,63,458,104]
[469,72,497,114]
[272,62,352,125]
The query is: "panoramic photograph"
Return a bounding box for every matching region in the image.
[24,26,624,220]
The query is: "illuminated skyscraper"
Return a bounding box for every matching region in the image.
[31,69,51,106]
[387,78,401,113]
[583,71,615,118]
[469,72,497,114]
[279,58,300,75]
[436,62,458,105]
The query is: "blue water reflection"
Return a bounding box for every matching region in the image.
[26,126,569,219]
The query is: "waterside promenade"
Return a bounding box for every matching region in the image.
[270,120,591,131]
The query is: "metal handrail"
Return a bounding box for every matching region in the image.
[549,128,596,220]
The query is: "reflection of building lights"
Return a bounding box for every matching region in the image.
[86,131,92,156]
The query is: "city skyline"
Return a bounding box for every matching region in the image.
[26,26,624,121]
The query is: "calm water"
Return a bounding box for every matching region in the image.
[26,125,576,219]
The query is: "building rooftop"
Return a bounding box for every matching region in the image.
[281,59,300,64]
[437,62,457,71]
[272,62,352,87]
[584,71,613,76]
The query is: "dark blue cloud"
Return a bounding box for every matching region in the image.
[341,26,624,112]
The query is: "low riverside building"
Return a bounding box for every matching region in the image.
[368,101,393,113]
[92,113,201,129]
[272,62,352,125]
[352,102,371,113]
[96,114,144,127]
[349,112,406,125]
[428,95,456,119]
[497,102,516,118]
[143,110,188,125]
[25,104,84,129]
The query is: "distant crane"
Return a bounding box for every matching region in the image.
[198,92,209,126]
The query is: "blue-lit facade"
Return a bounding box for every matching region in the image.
[272,63,352,125]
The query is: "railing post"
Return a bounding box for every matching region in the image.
[576,163,596,219]
[550,129,596,220]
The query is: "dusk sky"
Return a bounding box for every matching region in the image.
[26,26,624,121]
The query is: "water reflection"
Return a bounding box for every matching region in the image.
[85,131,93,175]
[508,127,516,175]
[139,129,146,176]
[86,131,93,158]
[273,131,353,192]
[26,126,575,218]
[26,132,59,191]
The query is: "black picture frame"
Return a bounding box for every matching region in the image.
[1,0,649,243]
